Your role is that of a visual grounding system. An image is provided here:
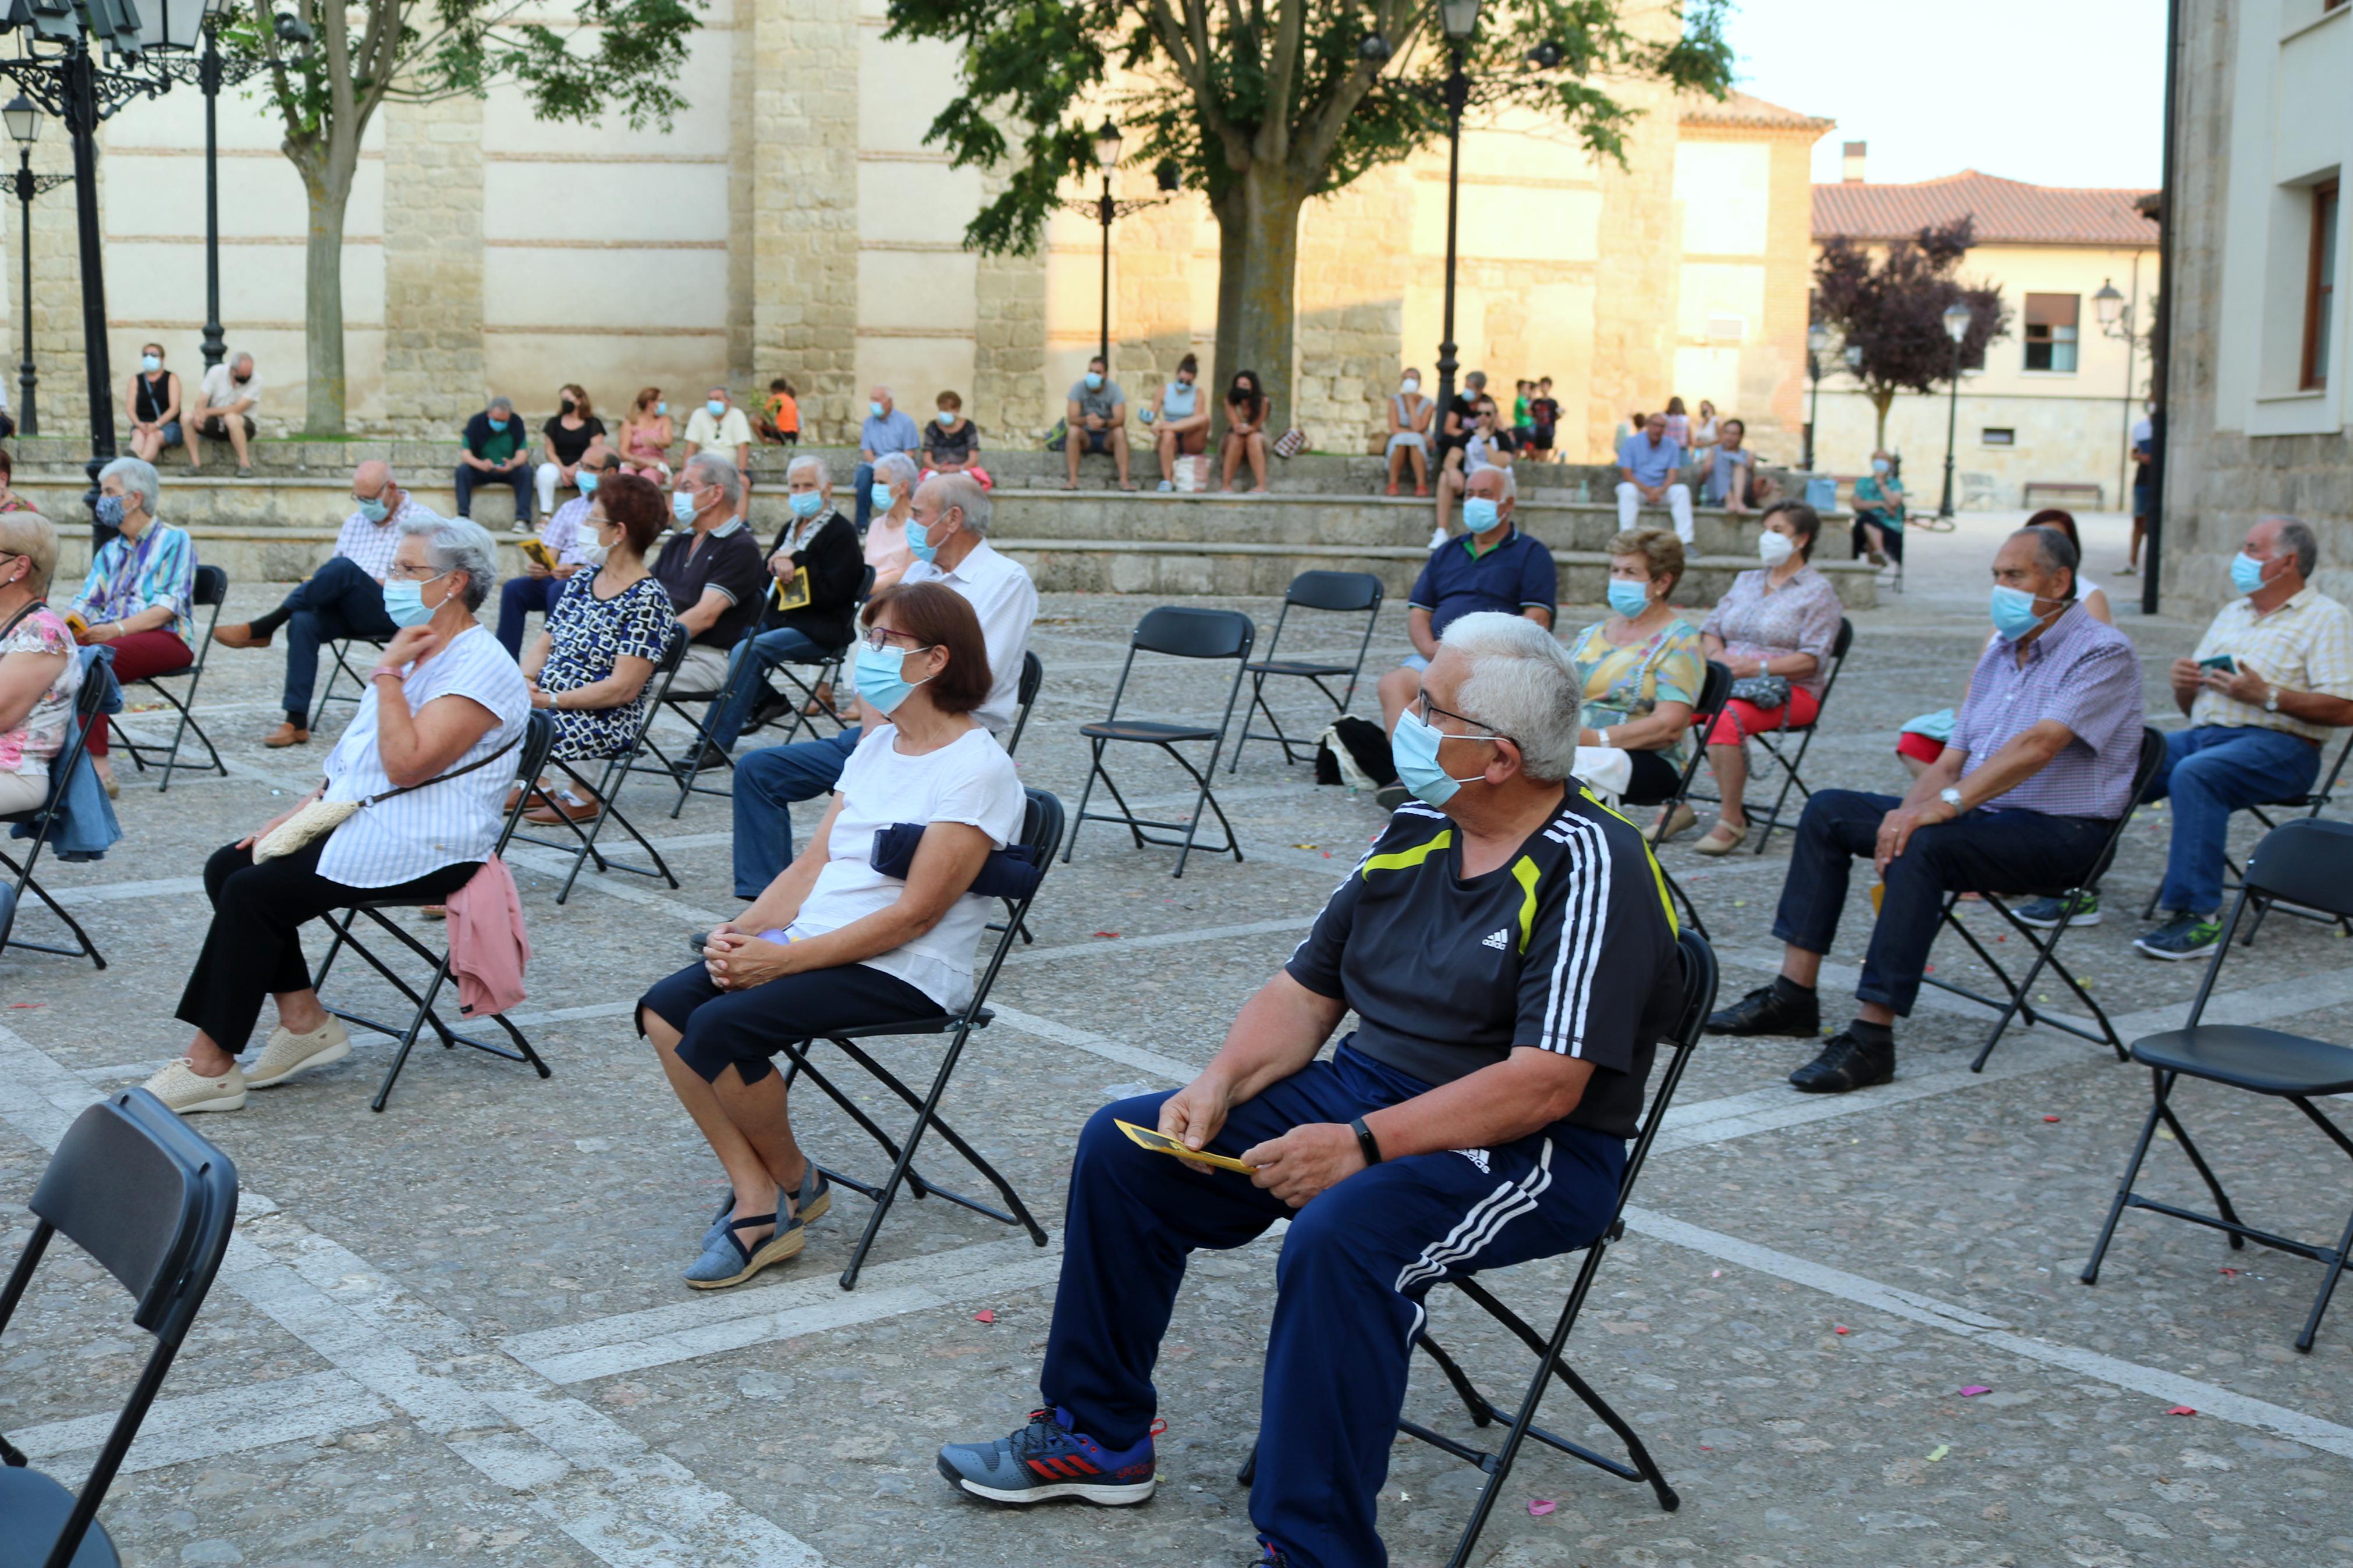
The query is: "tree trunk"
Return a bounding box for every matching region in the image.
[297,150,355,436]
[1869,387,1895,450]
[1208,163,1309,435]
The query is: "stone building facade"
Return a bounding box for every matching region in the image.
[18,0,1829,460]
[2161,0,2351,610]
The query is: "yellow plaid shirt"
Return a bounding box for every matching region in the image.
[2189,586,2353,742]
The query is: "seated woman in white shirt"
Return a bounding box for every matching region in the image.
[143,516,530,1117]
[638,580,1024,1289]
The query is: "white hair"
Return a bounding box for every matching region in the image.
[98,456,160,517]
[926,471,991,536]
[786,453,832,490]
[681,451,741,505]
[1439,612,1582,782]
[1468,462,1516,503]
[400,513,498,610]
[872,451,920,491]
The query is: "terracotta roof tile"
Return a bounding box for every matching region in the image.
[1680,90,1834,133]
[1813,170,2159,247]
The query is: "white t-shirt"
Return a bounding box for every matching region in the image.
[793,724,1025,1011]
[684,406,754,452]
[198,362,261,414]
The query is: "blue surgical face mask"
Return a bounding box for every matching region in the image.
[705,399,726,419]
[672,489,699,525]
[95,494,126,530]
[575,471,599,496]
[1989,584,2052,642]
[789,489,825,519]
[1871,457,1891,475]
[354,495,389,524]
[937,410,955,426]
[852,640,933,715]
[141,354,160,372]
[487,416,507,432]
[869,400,886,419]
[1084,371,1104,390]
[1390,707,1498,808]
[655,400,668,416]
[869,482,895,511]
[2230,552,2269,597]
[905,515,940,564]
[382,571,449,629]
[1606,578,1651,618]
[1460,497,1500,534]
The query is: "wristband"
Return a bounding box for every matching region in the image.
[368,664,404,682]
[1349,1115,1383,1167]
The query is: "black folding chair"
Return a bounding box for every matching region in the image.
[2083,817,2353,1352]
[309,631,389,733]
[311,711,560,1112]
[1923,726,2167,1073]
[104,564,228,791]
[1,663,110,969]
[1229,570,1383,771]
[0,1089,239,1568]
[1238,929,1718,1563]
[1742,617,1854,854]
[1005,649,1044,759]
[1065,606,1254,878]
[778,788,1065,1289]
[2138,729,2353,943]
[511,635,686,904]
[1642,659,1732,941]
[711,565,875,755]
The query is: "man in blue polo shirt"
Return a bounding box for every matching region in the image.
[1376,465,1556,756]
[1616,410,1694,544]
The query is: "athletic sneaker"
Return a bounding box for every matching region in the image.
[936,1406,1156,1505]
[247,1017,352,1088]
[2013,893,2099,929]
[2134,912,2224,962]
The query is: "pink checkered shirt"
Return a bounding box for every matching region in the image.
[1950,602,2143,817]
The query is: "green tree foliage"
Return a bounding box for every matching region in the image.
[886,0,1732,424]
[1813,218,2010,451]
[230,0,700,434]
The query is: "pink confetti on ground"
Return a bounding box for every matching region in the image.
[1833,1325,1850,1335]
[1959,1385,1992,1397]
[2043,1115,2061,1123]
[1092,931,1121,939]
[1527,1500,1556,1517]
[972,1310,995,1324]
[2167,1406,2196,1416]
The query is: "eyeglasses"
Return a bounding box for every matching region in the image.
[858,626,934,654]
[1414,693,1509,744]
[386,563,452,584]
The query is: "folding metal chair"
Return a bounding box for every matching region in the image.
[778,788,1065,1289]
[1742,616,1854,854]
[2083,817,2353,1352]
[510,636,686,903]
[2138,728,2353,944]
[0,1089,239,1568]
[1642,659,1732,941]
[1238,929,1719,1563]
[656,646,739,817]
[1923,727,2167,1073]
[0,664,111,969]
[1064,606,1254,878]
[312,711,560,1112]
[1229,570,1383,771]
[710,565,875,755]
[104,563,228,791]
[309,631,390,732]
[1005,649,1044,759]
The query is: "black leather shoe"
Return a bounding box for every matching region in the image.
[1788,1031,1895,1094]
[1705,982,1820,1038]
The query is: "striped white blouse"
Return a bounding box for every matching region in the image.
[316,624,530,889]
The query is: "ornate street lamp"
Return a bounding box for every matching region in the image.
[1432,0,1480,417]
[7,97,72,438]
[1062,118,1180,368]
[1804,321,1830,472]
[2095,275,2145,514]
[1937,300,1974,520]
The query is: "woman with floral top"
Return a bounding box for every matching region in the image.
[0,511,81,817]
[1564,529,1705,808]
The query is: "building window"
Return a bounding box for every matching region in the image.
[2304,177,2338,391]
[2023,294,2079,372]
[1982,428,2017,447]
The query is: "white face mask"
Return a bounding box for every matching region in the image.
[1758,531,1796,567]
[1401,377,1420,395]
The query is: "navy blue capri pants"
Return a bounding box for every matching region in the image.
[637,959,937,1086]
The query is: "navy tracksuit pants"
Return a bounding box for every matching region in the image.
[1041,1043,1624,1568]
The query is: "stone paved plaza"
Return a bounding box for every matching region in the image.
[5,513,2352,1568]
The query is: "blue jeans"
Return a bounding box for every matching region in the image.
[455,463,532,524]
[852,461,875,534]
[1773,788,2111,1017]
[496,574,565,658]
[731,726,862,896]
[2146,725,2322,915]
[1041,1045,1622,1568]
[702,625,835,754]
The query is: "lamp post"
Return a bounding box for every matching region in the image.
[1431,0,1479,416]
[5,97,70,439]
[1063,121,1179,370]
[1936,300,1973,520]
[2095,268,2143,517]
[1803,321,1830,472]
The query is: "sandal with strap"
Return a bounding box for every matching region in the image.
[701,1165,831,1249]
[685,1209,801,1289]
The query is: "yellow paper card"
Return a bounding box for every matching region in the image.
[1115,1119,1258,1174]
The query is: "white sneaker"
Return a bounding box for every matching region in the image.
[142,1057,249,1115]
[247,1017,352,1089]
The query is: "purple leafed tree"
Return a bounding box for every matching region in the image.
[1814,218,2011,450]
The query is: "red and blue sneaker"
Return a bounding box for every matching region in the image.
[935,1406,1157,1506]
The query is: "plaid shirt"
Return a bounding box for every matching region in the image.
[542,496,598,567]
[334,495,440,583]
[2189,586,2353,744]
[1950,602,2142,818]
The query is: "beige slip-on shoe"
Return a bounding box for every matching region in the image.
[247,1017,352,1089]
[142,1058,249,1114]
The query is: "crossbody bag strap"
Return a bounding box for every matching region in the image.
[357,726,525,807]
[0,598,44,641]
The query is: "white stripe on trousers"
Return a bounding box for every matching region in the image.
[1394,1140,1557,1346]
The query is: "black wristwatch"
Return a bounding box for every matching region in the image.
[1350,1115,1384,1167]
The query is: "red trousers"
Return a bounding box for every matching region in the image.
[87,630,192,755]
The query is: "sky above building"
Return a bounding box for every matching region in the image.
[1726,0,2166,191]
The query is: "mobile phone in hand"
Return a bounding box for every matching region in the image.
[2198,655,2237,674]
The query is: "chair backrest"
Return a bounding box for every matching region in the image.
[1650,660,1733,832]
[2305,728,2353,813]
[2183,817,2353,1026]
[0,1089,238,1565]
[2071,727,2170,893]
[491,710,560,857]
[964,788,1067,1016]
[1285,570,1383,614]
[1617,929,1718,1201]
[1005,649,1045,759]
[192,564,228,607]
[1133,605,1254,661]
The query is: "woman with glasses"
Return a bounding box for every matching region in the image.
[143,515,530,1117]
[637,580,1024,1289]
